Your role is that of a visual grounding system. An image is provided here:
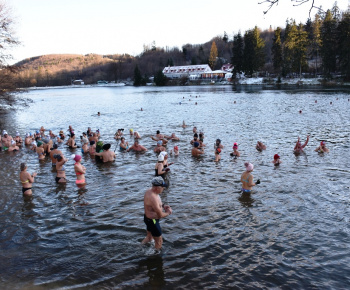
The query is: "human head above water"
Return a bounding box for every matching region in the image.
[244,162,254,172]
[151,176,167,187]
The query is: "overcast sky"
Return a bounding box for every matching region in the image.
[9,0,348,64]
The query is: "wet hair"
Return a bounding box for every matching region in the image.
[20,163,27,171]
[216,139,221,144]
[156,130,160,134]
[194,133,198,138]
[53,154,62,161]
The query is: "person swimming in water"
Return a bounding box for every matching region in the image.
[95,144,116,162]
[119,137,129,152]
[241,162,260,193]
[230,142,240,158]
[36,141,45,160]
[294,135,309,154]
[272,154,282,165]
[256,141,266,151]
[127,140,147,152]
[192,141,204,157]
[315,141,329,153]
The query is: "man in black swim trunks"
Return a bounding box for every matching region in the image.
[142,177,172,250]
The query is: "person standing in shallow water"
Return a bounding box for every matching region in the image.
[19,163,37,196]
[142,177,172,250]
[241,162,260,193]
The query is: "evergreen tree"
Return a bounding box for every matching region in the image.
[293,23,308,77]
[209,41,218,70]
[282,19,297,76]
[243,26,265,76]
[311,14,322,75]
[231,32,244,76]
[223,31,229,43]
[154,70,168,86]
[271,27,283,73]
[321,10,338,76]
[133,65,143,86]
[337,12,350,81]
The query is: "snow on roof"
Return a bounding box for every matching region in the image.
[163,64,212,74]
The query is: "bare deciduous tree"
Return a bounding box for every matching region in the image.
[259,0,321,17]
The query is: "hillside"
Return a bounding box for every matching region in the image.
[13,31,276,88]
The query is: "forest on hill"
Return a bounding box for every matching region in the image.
[6,3,350,88]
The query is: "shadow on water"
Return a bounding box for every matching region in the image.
[238,192,255,207]
[137,255,165,288]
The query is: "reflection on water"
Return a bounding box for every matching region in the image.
[0,86,350,288]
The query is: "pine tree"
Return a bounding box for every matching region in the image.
[243,26,265,76]
[311,14,322,75]
[133,65,142,86]
[337,12,350,81]
[209,41,218,70]
[321,10,338,77]
[232,32,244,76]
[272,27,283,73]
[154,70,168,86]
[293,23,308,77]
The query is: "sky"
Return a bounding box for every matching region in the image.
[8,0,349,64]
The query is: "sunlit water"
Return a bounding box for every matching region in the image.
[1,85,350,289]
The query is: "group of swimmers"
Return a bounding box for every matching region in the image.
[0,121,330,198]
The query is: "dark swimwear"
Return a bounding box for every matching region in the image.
[144,215,162,237]
[22,187,32,194]
[55,177,66,183]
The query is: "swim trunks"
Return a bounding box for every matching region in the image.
[144,214,162,237]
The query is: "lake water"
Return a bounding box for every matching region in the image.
[1,85,350,289]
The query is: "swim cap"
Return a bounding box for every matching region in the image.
[233,143,238,149]
[26,133,30,137]
[90,140,95,145]
[174,146,179,151]
[152,176,166,187]
[274,154,280,160]
[194,141,200,148]
[321,141,325,146]
[130,129,133,132]
[244,162,254,172]
[157,140,162,145]
[3,130,8,136]
[16,132,20,136]
[37,141,43,147]
[158,154,165,162]
[73,154,82,162]
[11,140,16,145]
[103,143,111,150]
[36,130,40,134]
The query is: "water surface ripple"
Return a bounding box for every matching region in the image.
[0,86,349,289]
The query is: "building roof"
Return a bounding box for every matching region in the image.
[163,65,212,74]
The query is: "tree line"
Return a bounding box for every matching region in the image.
[232,3,350,81]
[1,2,350,91]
